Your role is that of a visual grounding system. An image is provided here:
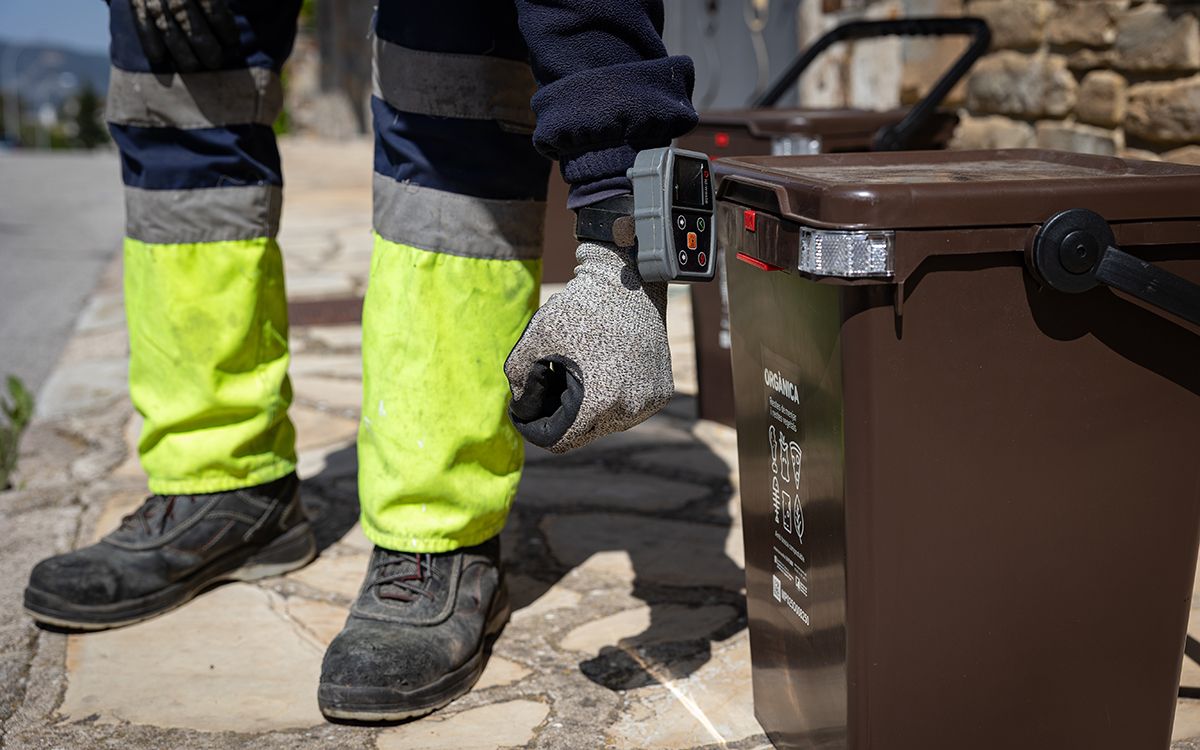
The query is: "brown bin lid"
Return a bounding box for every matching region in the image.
[701,107,917,138]
[714,149,1200,230]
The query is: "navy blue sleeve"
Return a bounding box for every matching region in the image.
[512,0,698,208]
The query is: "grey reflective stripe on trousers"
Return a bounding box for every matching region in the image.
[373,176,544,261]
[372,37,537,133]
[106,66,283,129]
[126,185,282,244]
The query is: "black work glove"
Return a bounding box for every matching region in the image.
[130,0,241,72]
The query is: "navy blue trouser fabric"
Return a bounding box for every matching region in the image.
[371,1,549,202]
[108,0,697,202]
[111,123,284,190]
[108,0,299,192]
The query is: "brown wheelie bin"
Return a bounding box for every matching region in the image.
[715,149,1200,749]
[680,17,990,426]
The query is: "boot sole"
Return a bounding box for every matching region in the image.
[318,584,511,723]
[23,521,318,631]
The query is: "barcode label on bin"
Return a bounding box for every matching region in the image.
[763,347,812,630]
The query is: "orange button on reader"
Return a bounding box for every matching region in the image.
[686,231,698,250]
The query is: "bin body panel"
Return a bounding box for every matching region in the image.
[726,196,1200,747]
[729,264,852,748]
[844,257,1199,749]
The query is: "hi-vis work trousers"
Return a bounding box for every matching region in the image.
[107,1,551,552]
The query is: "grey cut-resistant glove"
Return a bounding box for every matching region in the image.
[130,0,241,72]
[506,241,673,453]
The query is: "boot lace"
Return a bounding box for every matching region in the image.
[372,550,443,602]
[118,494,193,537]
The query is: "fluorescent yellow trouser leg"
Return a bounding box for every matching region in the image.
[125,237,297,494]
[358,234,541,553]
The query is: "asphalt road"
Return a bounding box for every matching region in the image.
[0,148,123,397]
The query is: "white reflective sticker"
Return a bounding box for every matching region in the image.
[799,227,894,278]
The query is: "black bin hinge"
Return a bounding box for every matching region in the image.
[1030,208,1200,327]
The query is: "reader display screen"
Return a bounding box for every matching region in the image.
[673,156,712,210]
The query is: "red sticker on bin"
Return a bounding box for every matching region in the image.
[743,210,757,232]
[736,252,781,272]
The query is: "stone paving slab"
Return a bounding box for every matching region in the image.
[61,585,326,732]
[3,136,1200,750]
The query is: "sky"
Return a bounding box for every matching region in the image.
[0,0,110,54]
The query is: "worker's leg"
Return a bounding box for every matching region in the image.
[22,1,315,632]
[356,4,550,552]
[319,2,550,721]
[107,0,301,493]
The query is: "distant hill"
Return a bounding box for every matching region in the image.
[0,39,109,108]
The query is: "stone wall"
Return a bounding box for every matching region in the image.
[948,0,1200,162]
[801,0,1200,163]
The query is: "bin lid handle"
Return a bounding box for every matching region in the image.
[1030,208,1200,328]
[752,17,992,152]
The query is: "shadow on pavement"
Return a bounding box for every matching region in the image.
[507,393,747,691]
[297,393,747,693]
[301,443,361,555]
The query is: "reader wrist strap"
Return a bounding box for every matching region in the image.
[574,194,637,248]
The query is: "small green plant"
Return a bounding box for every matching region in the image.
[0,376,34,490]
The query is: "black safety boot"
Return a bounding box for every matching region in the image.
[318,537,509,722]
[24,472,315,630]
